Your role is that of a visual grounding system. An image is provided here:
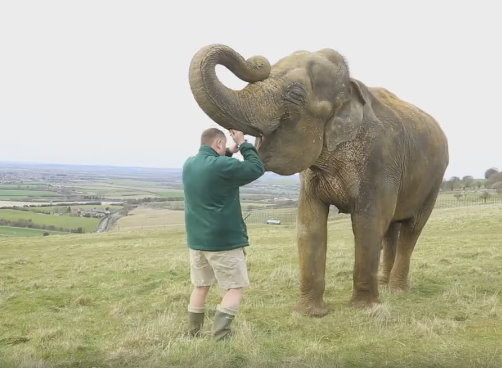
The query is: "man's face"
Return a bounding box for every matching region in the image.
[214,137,227,156]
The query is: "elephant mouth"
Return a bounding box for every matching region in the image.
[255,135,266,151]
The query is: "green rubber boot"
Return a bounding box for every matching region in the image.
[188,312,205,337]
[212,310,235,341]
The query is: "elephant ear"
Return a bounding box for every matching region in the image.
[324,79,367,151]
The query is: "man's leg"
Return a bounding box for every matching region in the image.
[221,287,244,309]
[190,285,211,308]
[208,248,249,340]
[188,250,215,336]
[188,286,210,336]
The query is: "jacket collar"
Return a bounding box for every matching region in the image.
[198,145,219,157]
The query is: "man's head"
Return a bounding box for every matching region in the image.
[201,128,227,156]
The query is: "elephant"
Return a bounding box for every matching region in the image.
[189,44,449,316]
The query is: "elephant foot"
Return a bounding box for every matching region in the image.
[294,300,329,317]
[378,274,390,285]
[349,294,380,308]
[388,278,409,292]
[388,282,409,292]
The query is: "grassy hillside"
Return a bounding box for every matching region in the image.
[0,205,501,367]
[0,226,66,237]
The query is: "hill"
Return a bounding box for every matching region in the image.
[0,205,501,367]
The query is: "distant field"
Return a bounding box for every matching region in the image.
[0,189,62,200]
[0,226,65,237]
[157,190,184,198]
[0,209,100,233]
[113,207,184,231]
[30,205,122,214]
[0,201,54,207]
[72,180,184,200]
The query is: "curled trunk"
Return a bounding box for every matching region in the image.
[189,44,282,136]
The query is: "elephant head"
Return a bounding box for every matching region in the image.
[189,44,367,175]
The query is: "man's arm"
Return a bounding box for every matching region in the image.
[220,130,265,186]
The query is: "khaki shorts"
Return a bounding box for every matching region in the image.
[189,247,249,289]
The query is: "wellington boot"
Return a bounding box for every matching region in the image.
[188,312,205,337]
[211,310,235,341]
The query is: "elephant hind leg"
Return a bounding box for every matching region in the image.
[379,222,401,285]
[388,189,440,291]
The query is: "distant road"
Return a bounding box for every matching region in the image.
[96,212,124,232]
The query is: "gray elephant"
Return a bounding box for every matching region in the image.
[189,44,448,316]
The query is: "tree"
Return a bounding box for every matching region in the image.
[480,191,491,204]
[487,172,502,188]
[485,167,499,179]
[492,182,502,195]
[461,175,474,190]
[448,176,461,191]
[454,193,463,201]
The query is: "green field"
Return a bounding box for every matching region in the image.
[71,180,184,200]
[0,189,63,201]
[0,209,100,233]
[0,204,500,367]
[157,190,184,198]
[0,226,65,237]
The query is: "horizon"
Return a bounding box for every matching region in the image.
[0,159,493,180]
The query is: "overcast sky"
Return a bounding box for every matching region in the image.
[1,1,500,178]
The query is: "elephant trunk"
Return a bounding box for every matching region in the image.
[189,44,283,136]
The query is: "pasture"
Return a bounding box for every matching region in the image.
[0,204,500,367]
[112,207,185,231]
[0,209,100,233]
[0,189,64,202]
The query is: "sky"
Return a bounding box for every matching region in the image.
[0,0,500,179]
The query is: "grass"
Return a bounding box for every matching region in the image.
[0,189,63,201]
[435,192,502,208]
[0,209,100,233]
[0,226,66,237]
[0,205,501,367]
[157,190,184,198]
[112,207,184,231]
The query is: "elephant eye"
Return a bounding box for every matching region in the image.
[284,82,306,106]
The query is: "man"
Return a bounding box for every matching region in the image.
[182,128,264,340]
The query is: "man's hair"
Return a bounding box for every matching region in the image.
[201,128,226,146]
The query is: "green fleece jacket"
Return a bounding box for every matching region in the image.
[182,142,265,251]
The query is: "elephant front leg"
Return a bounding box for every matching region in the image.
[350,214,388,307]
[294,194,329,317]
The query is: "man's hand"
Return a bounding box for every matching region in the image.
[228,143,239,154]
[229,130,245,146]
